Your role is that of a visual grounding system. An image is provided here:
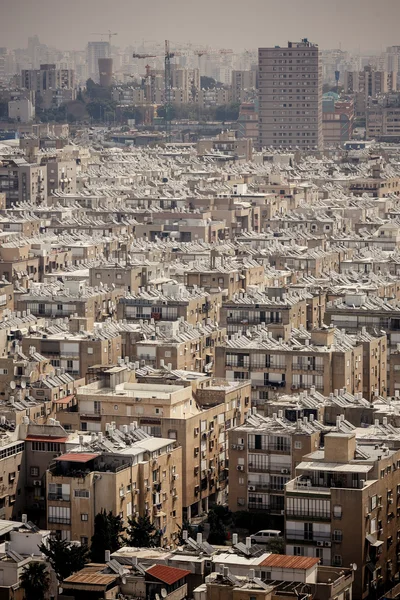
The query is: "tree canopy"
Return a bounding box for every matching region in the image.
[39,537,89,582]
[90,510,125,562]
[126,515,158,547]
[20,562,50,600]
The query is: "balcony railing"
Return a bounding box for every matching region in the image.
[286,530,331,542]
[292,364,324,372]
[48,517,71,524]
[248,482,286,492]
[286,510,331,520]
[48,493,70,502]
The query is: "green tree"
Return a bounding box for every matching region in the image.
[200,76,217,89]
[20,562,50,600]
[215,103,240,121]
[126,515,158,547]
[39,537,89,582]
[207,507,228,545]
[264,537,285,554]
[90,510,125,562]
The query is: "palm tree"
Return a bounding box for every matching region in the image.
[20,562,50,600]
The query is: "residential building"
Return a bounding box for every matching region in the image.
[258,39,323,150]
[87,42,110,82]
[46,424,183,546]
[228,410,327,515]
[117,282,222,328]
[56,366,249,521]
[284,431,400,599]
[215,326,364,405]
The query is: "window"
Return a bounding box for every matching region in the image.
[87,348,93,355]
[30,467,39,477]
[81,514,88,521]
[74,489,90,498]
[294,441,302,449]
[32,441,46,451]
[371,495,377,510]
[81,536,88,545]
[333,505,342,518]
[333,555,342,566]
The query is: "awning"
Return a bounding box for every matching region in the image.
[366,534,384,547]
[54,394,75,405]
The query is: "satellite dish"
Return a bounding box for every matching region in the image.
[351,563,358,571]
[161,589,167,598]
[21,381,26,389]
[10,381,16,390]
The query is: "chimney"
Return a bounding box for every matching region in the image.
[183,530,188,541]
[197,532,202,545]
[105,550,111,562]
[21,514,27,524]
[245,536,252,549]
[232,533,238,545]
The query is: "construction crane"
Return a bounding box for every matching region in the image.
[91,30,118,46]
[133,40,181,143]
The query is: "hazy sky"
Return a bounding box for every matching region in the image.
[1,0,399,52]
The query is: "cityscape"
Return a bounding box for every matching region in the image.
[2,1,400,600]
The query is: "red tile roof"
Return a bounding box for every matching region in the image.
[146,565,190,585]
[260,555,320,570]
[55,453,99,463]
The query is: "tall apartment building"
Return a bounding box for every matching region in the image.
[87,42,110,82]
[284,431,400,599]
[55,366,249,521]
[344,66,397,96]
[21,64,75,93]
[46,425,182,547]
[232,70,257,103]
[228,410,327,515]
[258,39,323,150]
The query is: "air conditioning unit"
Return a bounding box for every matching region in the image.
[281,468,290,474]
[237,465,244,471]
[317,541,324,547]
[248,485,256,491]
[33,480,41,486]
[324,541,331,547]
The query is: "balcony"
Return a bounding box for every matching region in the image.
[286,529,332,543]
[48,517,71,524]
[285,509,331,520]
[292,363,324,372]
[48,493,70,502]
[248,482,285,492]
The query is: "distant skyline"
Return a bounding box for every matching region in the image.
[1,0,399,53]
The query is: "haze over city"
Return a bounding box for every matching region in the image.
[4,3,400,600]
[1,0,400,51]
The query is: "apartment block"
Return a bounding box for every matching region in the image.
[16,280,123,322]
[284,431,400,599]
[46,424,182,546]
[56,366,249,521]
[220,289,308,336]
[117,282,222,327]
[215,326,364,406]
[258,39,323,150]
[228,410,326,515]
